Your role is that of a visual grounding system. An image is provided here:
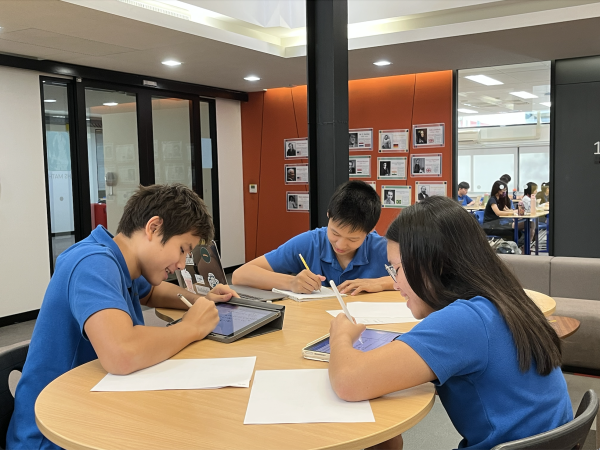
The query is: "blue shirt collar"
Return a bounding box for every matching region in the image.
[319,228,371,271]
[91,225,133,288]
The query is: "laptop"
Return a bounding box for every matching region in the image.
[175,241,287,302]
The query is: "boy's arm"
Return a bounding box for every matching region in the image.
[84,297,219,375]
[140,282,238,309]
[338,277,394,295]
[232,255,324,293]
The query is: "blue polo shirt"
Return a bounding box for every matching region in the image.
[264,227,388,285]
[457,194,473,206]
[397,296,572,449]
[7,226,151,450]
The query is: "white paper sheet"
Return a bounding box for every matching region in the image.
[272,286,345,301]
[244,369,374,424]
[326,302,421,324]
[91,357,257,392]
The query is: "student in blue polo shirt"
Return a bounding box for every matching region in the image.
[7,184,238,450]
[456,181,474,206]
[232,180,391,295]
[328,197,571,450]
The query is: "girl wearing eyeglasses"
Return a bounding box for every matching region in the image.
[328,196,571,450]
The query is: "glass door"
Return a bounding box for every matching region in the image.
[42,79,76,272]
[151,96,194,188]
[84,88,139,235]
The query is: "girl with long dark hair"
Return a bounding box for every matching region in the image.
[328,196,571,450]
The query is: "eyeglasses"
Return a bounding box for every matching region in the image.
[385,264,397,283]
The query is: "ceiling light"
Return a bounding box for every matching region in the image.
[540,102,551,107]
[103,102,118,106]
[162,60,182,66]
[244,75,261,81]
[373,60,392,66]
[465,75,503,86]
[510,91,538,99]
[44,99,57,103]
[458,108,478,114]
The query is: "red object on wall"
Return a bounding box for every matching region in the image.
[241,71,453,262]
[91,203,107,229]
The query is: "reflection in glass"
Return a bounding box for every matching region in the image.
[85,89,139,234]
[43,81,75,271]
[200,101,214,216]
[151,97,193,188]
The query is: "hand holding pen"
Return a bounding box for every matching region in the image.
[330,280,363,344]
[291,253,326,294]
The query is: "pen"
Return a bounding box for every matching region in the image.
[177,293,193,308]
[299,253,321,292]
[329,280,363,344]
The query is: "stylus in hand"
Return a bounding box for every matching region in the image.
[329,280,363,344]
[177,293,193,308]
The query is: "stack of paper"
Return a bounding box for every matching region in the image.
[327,302,420,324]
[91,357,257,392]
[244,369,374,424]
[272,286,345,302]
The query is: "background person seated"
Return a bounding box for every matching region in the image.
[457,181,475,206]
[482,180,521,242]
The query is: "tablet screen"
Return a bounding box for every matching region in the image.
[305,328,402,354]
[211,303,278,337]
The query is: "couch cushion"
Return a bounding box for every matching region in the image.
[497,254,552,295]
[550,257,600,301]
[554,297,600,371]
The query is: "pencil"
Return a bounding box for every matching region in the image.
[299,253,310,271]
[177,293,193,309]
[299,253,321,292]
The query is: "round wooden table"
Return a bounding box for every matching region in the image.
[35,291,435,450]
[524,289,556,316]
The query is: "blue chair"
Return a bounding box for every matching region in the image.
[474,210,484,224]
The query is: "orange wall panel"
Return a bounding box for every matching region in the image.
[241,71,453,262]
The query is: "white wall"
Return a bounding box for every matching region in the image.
[0,66,51,317]
[215,98,245,268]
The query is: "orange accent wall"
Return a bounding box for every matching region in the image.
[241,71,453,261]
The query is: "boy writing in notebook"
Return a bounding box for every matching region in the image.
[7,184,238,450]
[232,180,392,295]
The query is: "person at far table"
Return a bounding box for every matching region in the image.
[482,180,521,241]
[7,184,239,450]
[457,181,475,206]
[536,182,550,204]
[522,182,538,214]
[328,196,571,450]
[232,180,392,296]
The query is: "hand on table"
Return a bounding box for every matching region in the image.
[206,284,240,303]
[329,313,366,346]
[290,269,326,294]
[339,278,385,295]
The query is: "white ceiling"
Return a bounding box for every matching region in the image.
[2,0,600,92]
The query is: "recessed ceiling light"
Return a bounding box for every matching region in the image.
[103,102,118,106]
[44,99,57,103]
[540,102,551,107]
[510,91,538,99]
[373,60,392,66]
[458,108,478,114]
[244,75,261,81]
[162,60,182,66]
[465,75,503,86]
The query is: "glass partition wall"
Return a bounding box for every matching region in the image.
[41,79,220,274]
[457,62,551,196]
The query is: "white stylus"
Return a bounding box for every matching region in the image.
[329,280,363,344]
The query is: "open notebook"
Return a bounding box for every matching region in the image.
[272,286,346,302]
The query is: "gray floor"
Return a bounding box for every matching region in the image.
[2,311,598,449]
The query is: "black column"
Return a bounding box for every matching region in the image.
[306,0,349,229]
